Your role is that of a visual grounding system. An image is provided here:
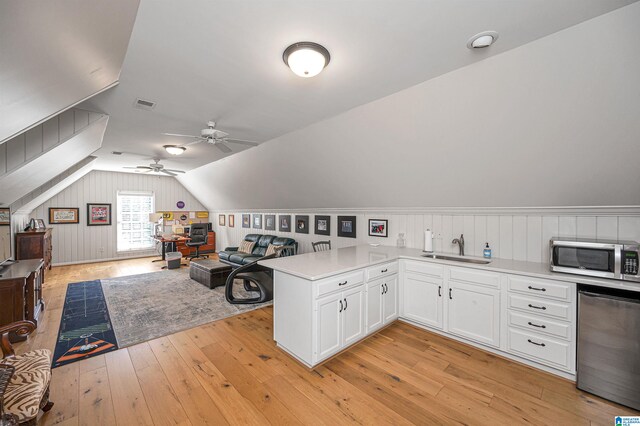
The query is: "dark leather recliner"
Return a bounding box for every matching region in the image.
[218,234,297,267]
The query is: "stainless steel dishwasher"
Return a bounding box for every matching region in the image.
[577,285,640,410]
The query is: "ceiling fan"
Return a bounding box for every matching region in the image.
[123,159,185,177]
[161,121,259,154]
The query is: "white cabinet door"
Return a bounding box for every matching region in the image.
[366,279,384,334]
[382,276,398,324]
[447,281,500,348]
[342,285,366,347]
[315,292,342,361]
[402,272,444,330]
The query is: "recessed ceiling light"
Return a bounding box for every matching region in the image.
[164,145,186,155]
[467,31,499,49]
[283,42,330,78]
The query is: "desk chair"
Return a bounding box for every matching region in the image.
[186,223,208,261]
[312,240,331,252]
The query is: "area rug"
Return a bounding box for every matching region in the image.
[53,269,271,367]
[52,280,118,368]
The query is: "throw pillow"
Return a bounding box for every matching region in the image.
[265,243,279,257]
[238,240,255,254]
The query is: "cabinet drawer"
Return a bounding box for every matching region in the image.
[403,260,443,278]
[508,294,571,321]
[508,275,571,301]
[448,267,500,288]
[315,270,365,298]
[507,310,571,340]
[508,328,571,370]
[366,262,398,282]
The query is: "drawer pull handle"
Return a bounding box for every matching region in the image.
[528,304,546,310]
[449,288,453,300]
[438,285,441,297]
[339,300,343,313]
[344,298,348,310]
[338,281,348,286]
[527,321,546,329]
[381,268,388,273]
[527,339,546,347]
[528,285,546,292]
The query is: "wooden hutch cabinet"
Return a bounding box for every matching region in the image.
[15,228,52,270]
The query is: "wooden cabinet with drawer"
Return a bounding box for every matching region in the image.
[15,229,52,270]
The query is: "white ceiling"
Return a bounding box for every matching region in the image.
[84,0,636,174]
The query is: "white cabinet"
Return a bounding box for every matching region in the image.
[402,272,444,330]
[382,275,398,323]
[447,280,501,348]
[366,275,398,333]
[315,285,365,362]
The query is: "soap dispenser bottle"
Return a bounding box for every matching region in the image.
[483,242,492,259]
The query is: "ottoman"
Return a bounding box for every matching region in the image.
[190,259,232,289]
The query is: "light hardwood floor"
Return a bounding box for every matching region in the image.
[13,256,639,425]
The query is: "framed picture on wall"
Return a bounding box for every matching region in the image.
[219,214,225,226]
[49,207,80,224]
[314,215,331,236]
[368,219,388,237]
[0,208,10,225]
[295,215,309,234]
[229,214,235,228]
[253,214,262,229]
[87,203,112,226]
[265,214,276,231]
[337,216,356,238]
[279,215,291,232]
[242,214,250,228]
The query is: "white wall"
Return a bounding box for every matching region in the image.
[213,209,640,264]
[29,170,207,265]
[179,3,640,209]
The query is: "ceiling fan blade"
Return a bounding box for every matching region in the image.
[224,138,259,146]
[160,169,177,177]
[183,139,205,147]
[164,169,185,173]
[161,133,201,139]
[215,143,233,153]
[141,169,153,173]
[123,166,140,169]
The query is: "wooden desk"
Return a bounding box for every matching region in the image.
[175,231,216,257]
[0,259,45,341]
[152,235,190,262]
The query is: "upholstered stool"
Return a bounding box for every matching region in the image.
[0,322,54,425]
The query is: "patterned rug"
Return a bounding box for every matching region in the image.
[101,269,271,348]
[53,269,270,367]
[52,280,118,368]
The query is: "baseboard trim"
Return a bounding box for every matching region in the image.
[52,253,158,267]
[209,205,640,216]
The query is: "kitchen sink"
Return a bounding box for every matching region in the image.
[421,254,491,264]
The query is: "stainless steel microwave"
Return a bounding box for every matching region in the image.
[550,238,639,282]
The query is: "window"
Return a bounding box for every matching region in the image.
[117,191,155,252]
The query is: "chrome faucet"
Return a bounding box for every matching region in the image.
[452,234,465,256]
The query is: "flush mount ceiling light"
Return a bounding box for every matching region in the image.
[283,42,330,78]
[467,31,499,49]
[164,145,186,155]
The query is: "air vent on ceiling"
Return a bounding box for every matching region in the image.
[133,98,156,110]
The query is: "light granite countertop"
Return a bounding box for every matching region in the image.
[259,244,640,292]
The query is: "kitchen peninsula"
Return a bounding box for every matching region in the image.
[260,244,639,379]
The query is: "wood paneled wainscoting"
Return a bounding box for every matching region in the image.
[13,257,638,425]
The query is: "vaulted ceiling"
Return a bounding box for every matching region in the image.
[82,0,637,174]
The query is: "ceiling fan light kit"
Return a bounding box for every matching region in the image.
[283,42,330,77]
[164,145,186,155]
